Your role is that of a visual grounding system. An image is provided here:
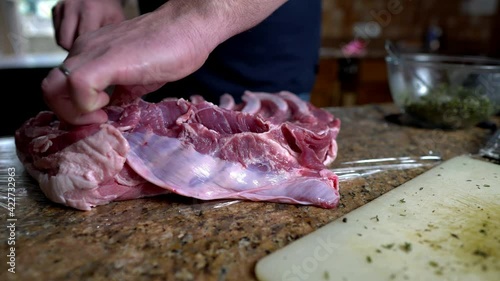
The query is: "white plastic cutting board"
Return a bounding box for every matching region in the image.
[255,155,500,281]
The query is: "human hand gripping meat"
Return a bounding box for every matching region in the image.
[42,0,288,126]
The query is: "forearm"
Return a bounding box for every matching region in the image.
[155,0,288,51]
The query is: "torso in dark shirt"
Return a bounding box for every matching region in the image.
[138,0,321,103]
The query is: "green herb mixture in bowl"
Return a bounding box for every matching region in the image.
[386,54,500,129]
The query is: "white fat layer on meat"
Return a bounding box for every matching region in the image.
[279,91,310,115]
[31,134,57,153]
[30,124,129,211]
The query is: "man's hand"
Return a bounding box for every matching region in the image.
[43,0,288,126]
[52,0,125,50]
[43,2,213,125]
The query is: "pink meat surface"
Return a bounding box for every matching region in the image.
[15,91,341,211]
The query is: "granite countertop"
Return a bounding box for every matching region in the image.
[1,103,498,281]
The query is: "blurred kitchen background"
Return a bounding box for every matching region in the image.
[314,0,500,108]
[1,0,499,135]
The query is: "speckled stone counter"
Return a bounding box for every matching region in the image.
[1,104,498,281]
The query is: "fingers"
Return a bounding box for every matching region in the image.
[42,65,109,125]
[52,3,63,46]
[78,11,105,39]
[45,1,133,125]
[68,70,111,114]
[56,1,79,50]
[52,0,126,51]
[49,51,163,123]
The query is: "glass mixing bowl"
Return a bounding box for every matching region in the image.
[386,54,500,129]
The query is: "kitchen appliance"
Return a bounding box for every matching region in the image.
[255,155,500,281]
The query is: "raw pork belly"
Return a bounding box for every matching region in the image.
[15,91,341,211]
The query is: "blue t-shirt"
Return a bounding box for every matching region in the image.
[138,0,321,103]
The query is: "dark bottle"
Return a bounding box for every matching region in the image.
[423,18,444,53]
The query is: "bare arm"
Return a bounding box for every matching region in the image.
[169,0,288,46]
[42,0,288,125]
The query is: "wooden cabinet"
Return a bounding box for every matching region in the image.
[310,58,340,108]
[310,56,393,108]
[357,58,393,105]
